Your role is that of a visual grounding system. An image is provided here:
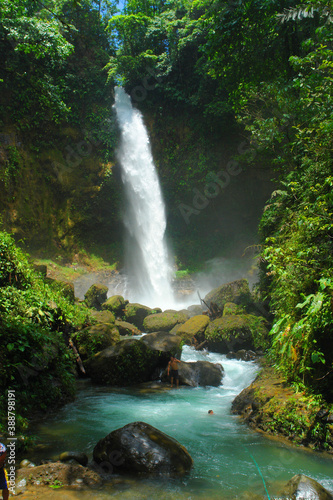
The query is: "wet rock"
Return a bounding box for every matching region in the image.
[204,279,252,311]
[141,331,182,360]
[85,339,161,385]
[280,474,333,500]
[59,451,88,467]
[115,320,141,336]
[84,283,108,310]
[17,462,102,487]
[162,360,224,387]
[175,315,210,343]
[102,295,128,316]
[123,303,156,330]
[232,349,257,361]
[143,310,188,333]
[93,421,193,476]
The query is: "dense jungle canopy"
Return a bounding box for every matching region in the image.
[0,0,333,432]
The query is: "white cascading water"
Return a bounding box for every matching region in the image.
[113,87,174,307]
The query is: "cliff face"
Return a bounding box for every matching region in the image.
[0,105,275,267]
[0,125,121,259]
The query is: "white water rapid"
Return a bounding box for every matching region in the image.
[113,87,174,308]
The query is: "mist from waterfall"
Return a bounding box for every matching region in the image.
[113,87,175,308]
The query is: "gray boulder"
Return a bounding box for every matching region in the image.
[281,474,333,500]
[141,331,182,360]
[93,421,193,476]
[163,360,223,387]
[204,279,252,311]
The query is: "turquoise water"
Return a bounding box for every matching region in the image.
[32,346,333,499]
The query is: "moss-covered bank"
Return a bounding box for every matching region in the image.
[232,360,333,454]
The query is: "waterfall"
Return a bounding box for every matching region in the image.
[113,87,174,308]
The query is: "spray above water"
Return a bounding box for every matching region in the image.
[113,87,174,308]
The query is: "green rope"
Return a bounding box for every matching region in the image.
[245,447,271,500]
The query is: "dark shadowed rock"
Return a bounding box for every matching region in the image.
[93,421,193,476]
[73,323,120,360]
[84,283,108,310]
[85,339,160,385]
[281,474,333,500]
[162,360,223,387]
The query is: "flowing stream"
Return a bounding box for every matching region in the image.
[113,87,174,308]
[31,346,333,499]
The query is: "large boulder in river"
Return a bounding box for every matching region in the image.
[280,474,333,500]
[73,323,120,360]
[102,294,128,316]
[93,421,193,476]
[141,331,182,360]
[84,283,108,310]
[204,314,269,353]
[204,279,252,312]
[162,360,223,387]
[86,339,160,385]
[143,310,188,333]
[123,303,157,330]
[176,315,210,344]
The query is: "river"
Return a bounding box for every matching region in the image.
[27,345,333,499]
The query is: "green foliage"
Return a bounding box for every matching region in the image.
[0,231,92,428]
[242,7,333,400]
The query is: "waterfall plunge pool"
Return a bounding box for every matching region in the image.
[30,347,333,499]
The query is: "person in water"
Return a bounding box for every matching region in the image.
[167,356,181,388]
[0,443,9,500]
[208,410,214,415]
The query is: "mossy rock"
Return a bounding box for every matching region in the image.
[91,310,115,324]
[115,320,141,336]
[223,302,241,316]
[84,283,108,310]
[176,315,210,343]
[143,311,188,333]
[204,279,252,311]
[205,314,269,353]
[85,339,160,385]
[102,295,128,316]
[74,323,120,360]
[123,303,154,330]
